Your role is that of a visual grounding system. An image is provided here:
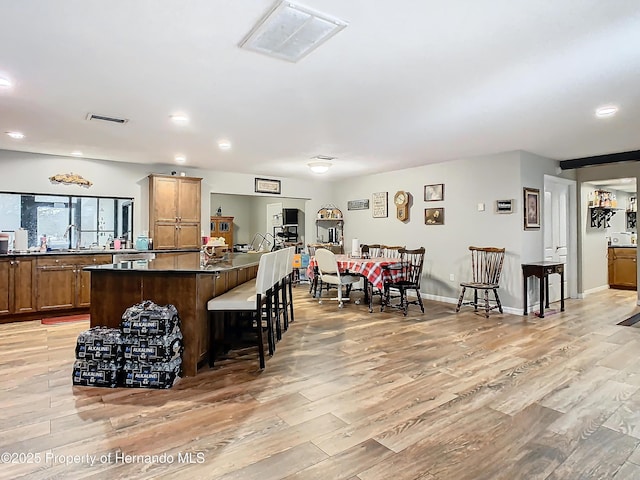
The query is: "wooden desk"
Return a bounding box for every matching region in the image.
[522,262,565,318]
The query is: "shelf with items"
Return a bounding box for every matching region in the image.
[588,189,618,209]
[315,205,344,250]
[589,206,622,228]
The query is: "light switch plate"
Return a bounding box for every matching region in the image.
[477,203,485,211]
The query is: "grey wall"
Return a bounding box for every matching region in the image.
[330,150,557,312]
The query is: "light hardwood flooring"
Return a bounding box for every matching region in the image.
[1,288,640,479]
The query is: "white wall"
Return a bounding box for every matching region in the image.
[0,149,325,244]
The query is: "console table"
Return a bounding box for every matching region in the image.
[522,261,565,318]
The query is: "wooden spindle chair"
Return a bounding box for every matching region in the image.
[455,246,505,317]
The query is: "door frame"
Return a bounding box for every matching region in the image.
[544,174,578,299]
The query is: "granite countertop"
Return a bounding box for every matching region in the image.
[608,245,637,248]
[84,251,264,274]
[1,248,198,257]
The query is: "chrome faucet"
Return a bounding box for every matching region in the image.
[64,224,81,249]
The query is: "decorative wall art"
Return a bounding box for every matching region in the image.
[496,199,514,214]
[254,177,281,194]
[425,207,444,225]
[424,183,444,201]
[372,192,388,218]
[347,199,370,210]
[49,172,93,188]
[523,187,540,229]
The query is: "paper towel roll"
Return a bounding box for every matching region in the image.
[351,238,360,256]
[14,228,28,252]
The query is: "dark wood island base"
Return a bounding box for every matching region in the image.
[87,251,260,376]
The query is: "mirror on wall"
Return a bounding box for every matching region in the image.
[0,192,134,250]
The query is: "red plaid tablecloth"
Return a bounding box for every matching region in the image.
[307,255,404,290]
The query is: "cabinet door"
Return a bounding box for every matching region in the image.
[76,255,113,307]
[12,258,36,314]
[614,257,637,287]
[152,176,179,222]
[0,258,11,315]
[154,223,179,249]
[37,266,75,310]
[177,223,201,249]
[177,178,201,223]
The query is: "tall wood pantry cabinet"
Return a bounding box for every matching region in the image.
[149,174,202,249]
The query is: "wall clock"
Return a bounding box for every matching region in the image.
[394,190,409,221]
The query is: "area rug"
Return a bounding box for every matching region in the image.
[617,312,640,327]
[41,314,90,325]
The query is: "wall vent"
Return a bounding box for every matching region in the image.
[86,113,129,124]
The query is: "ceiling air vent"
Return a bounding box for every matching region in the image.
[86,113,129,124]
[239,1,348,63]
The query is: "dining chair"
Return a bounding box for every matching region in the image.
[381,247,426,316]
[307,244,322,297]
[314,248,361,308]
[455,246,505,317]
[381,245,404,258]
[361,244,382,258]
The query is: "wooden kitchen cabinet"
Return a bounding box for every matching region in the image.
[0,256,36,316]
[149,174,202,249]
[37,254,113,310]
[210,216,234,246]
[608,247,637,289]
[76,254,114,307]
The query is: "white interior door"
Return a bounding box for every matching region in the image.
[544,180,570,303]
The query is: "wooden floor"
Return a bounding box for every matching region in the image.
[2,288,640,479]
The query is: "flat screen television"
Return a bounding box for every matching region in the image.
[283,208,298,225]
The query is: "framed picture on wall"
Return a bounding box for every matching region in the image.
[424,184,444,201]
[372,192,388,218]
[255,177,281,194]
[523,187,540,229]
[425,207,444,225]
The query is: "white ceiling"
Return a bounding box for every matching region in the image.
[1,0,639,180]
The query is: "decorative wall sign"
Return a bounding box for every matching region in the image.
[347,199,370,210]
[496,199,513,213]
[372,192,388,218]
[424,183,444,201]
[523,187,540,229]
[255,177,281,194]
[49,172,93,188]
[425,207,444,225]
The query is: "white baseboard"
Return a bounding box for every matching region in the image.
[577,285,609,299]
[420,293,523,316]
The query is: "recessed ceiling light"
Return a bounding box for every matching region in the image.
[6,131,24,139]
[0,77,12,88]
[71,151,83,157]
[170,114,189,125]
[174,155,186,163]
[217,140,232,150]
[595,105,618,118]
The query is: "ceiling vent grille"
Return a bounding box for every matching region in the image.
[239,1,348,62]
[86,113,129,124]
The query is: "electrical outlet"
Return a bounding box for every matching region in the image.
[449,273,455,281]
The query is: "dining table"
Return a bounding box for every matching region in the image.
[307,254,405,312]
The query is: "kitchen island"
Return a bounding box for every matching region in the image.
[86,251,263,376]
